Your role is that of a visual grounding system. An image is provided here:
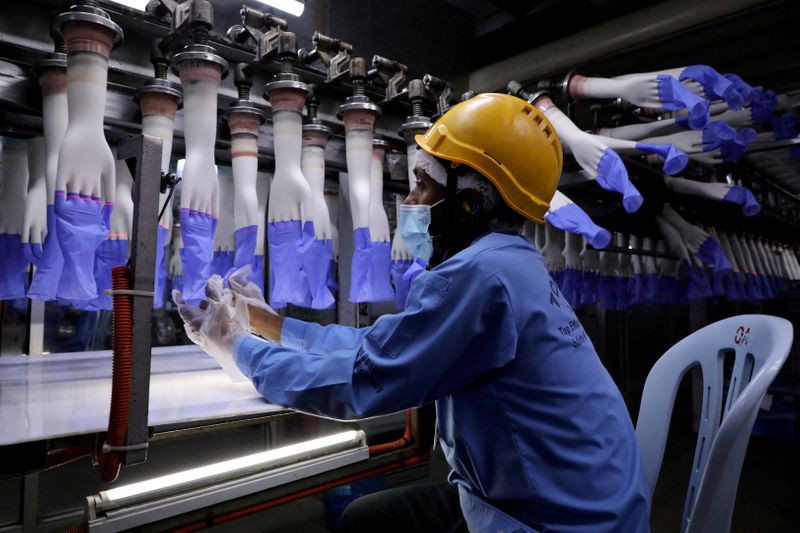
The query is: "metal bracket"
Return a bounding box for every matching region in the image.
[114,133,164,466]
[423,74,453,117]
[151,0,214,56]
[226,5,288,63]
[299,32,352,84]
[369,55,408,103]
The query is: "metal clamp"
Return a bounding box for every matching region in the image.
[151,0,213,37]
[423,74,453,118]
[369,55,408,103]
[227,5,288,62]
[299,32,352,84]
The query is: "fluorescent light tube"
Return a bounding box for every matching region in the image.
[102,430,362,506]
[254,0,305,17]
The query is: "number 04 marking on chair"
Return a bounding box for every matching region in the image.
[734,326,750,345]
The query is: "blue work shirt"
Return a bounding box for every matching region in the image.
[234,231,650,532]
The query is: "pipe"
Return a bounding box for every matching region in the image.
[469,0,774,93]
[97,265,134,483]
[368,409,413,455]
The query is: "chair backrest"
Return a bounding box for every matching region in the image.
[635,315,793,533]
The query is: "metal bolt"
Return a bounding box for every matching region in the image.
[191,24,210,46]
[350,57,367,96]
[407,79,425,116]
[151,39,169,79]
[234,63,251,100]
[306,85,319,119]
[277,32,298,74]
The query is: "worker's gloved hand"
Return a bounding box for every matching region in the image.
[229,265,275,313]
[54,191,110,301]
[679,65,743,110]
[657,75,710,130]
[634,142,689,175]
[174,276,249,383]
[228,264,278,335]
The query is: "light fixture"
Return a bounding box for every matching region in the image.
[99,430,363,509]
[254,0,305,17]
[108,0,150,11]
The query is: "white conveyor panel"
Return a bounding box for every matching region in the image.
[0,345,285,446]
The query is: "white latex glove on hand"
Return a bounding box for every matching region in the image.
[228,265,278,327]
[173,275,249,383]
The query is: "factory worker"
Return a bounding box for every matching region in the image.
[175,94,650,532]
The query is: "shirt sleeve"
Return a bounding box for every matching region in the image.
[280,317,367,352]
[234,265,519,420]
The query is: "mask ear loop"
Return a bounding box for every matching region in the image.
[433,162,461,262]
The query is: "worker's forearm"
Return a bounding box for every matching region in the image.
[248,304,284,344]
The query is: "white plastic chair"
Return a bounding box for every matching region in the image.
[635,314,793,533]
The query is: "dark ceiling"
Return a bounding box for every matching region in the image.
[443,0,650,70]
[443,0,800,94]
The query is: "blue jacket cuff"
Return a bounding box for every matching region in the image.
[234,335,266,378]
[281,318,310,350]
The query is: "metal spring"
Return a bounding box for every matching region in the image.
[353,78,365,96]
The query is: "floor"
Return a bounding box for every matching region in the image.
[209,429,799,533]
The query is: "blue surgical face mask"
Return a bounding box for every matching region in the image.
[398,199,444,262]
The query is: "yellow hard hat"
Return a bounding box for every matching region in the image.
[415,93,562,223]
